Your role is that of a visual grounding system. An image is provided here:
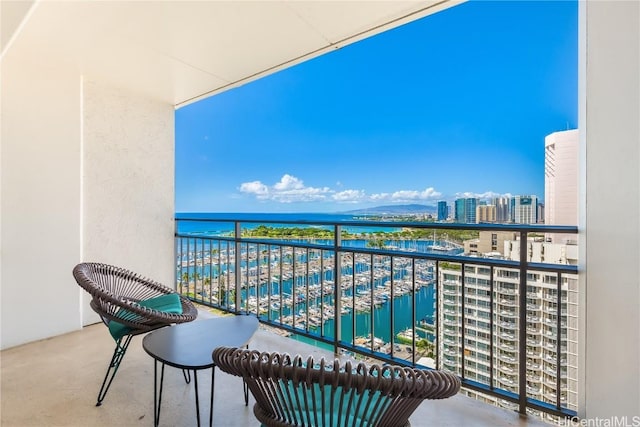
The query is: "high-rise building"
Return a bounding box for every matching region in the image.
[440,231,579,415]
[438,264,578,414]
[492,197,511,223]
[454,199,466,223]
[455,198,478,223]
[545,129,579,242]
[437,201,449,221]
[537,203,545,224]
[465,198,477,223]
[464,230,517,255]
[511,195,538,224]
[476,204,496,223]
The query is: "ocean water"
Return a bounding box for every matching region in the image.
[175,212,403,235]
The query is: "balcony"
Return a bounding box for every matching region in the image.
[1,310,550,427]
[2,0,638,422]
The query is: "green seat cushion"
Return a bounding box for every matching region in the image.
[108,293,183,341]
[274,381,391,426]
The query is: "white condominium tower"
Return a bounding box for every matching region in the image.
[545,129,579,242]
[511,195,539,224]
[438,232,579,420]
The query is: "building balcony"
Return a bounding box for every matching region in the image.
[527,373,542,382]
[498,332,517,341]
[443,327,459,336]
[3,0,637,424]
[498,364,517,375]
[527,385,543,396]
[500,310,518,318]
[498,299,518,307]
[443,358,458,372]
[498,354,518,364]
[443,298,458,307]
[544,305,560,315]
[444,348,459,357]
[499,321,518,331]
[497,376,518,387]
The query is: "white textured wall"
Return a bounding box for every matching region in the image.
[1,52,83,349]
[1,63,175,348]
[582,0,640,418]
[81,80,175,325]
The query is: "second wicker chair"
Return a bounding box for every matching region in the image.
[213,347,461,427]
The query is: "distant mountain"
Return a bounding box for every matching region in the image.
[342,204,436,215]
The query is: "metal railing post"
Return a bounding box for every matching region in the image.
[334,225,342,356]
[518,230,528,414]
[235,221,242,313]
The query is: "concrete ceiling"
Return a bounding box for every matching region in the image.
[1,0,462,108]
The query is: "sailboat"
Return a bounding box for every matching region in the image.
[429,230,449,252]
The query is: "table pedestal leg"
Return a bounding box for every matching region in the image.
[209,367,215,427]
[193,370,201,427]
[153,361,165,427]
[153,366,214,427]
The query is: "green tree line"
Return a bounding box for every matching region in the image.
[241,225,478,243]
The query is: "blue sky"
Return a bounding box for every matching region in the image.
[176,0,578,213]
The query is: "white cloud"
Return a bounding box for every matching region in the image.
[239,181,269,199]
[370,193,390,201]
[239,174,444,206]
[370,187,441,202]
[332,189,365,202]
[273,174,304,191]
[239,174,331,203]
[391,187,441,201]
[455,191,513,200]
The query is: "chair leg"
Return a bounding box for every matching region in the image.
[95,335,134,406]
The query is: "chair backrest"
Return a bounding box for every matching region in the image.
[73,262,197,333]
[213,347,460,427]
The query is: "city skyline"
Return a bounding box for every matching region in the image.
[176,1,578,213]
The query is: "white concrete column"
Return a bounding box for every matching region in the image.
[581,0,640,419]
[81,80,175,325]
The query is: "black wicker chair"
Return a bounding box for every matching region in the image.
[73,262,198,406]
[213,347,461,427]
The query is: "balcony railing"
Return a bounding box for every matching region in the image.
[175,216,577,418]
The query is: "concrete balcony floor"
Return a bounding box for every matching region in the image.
[1,311,548,427]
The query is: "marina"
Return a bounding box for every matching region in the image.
[176,235,456,360]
